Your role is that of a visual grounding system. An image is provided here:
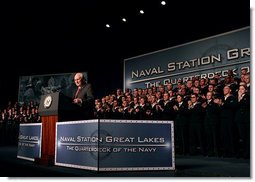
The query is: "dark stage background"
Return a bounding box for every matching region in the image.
[0,0,250,107]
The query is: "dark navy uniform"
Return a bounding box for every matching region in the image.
[234,94,250,158]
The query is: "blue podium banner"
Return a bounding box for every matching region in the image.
[55,120,175,171]
[124,27,250,90]
[55,120,99,170]
[17,123,42,161]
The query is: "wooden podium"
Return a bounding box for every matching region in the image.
[38,115,58,165]
[36,92,76,165]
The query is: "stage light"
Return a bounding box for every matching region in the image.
[139,10,144,14]
[105,24,111,28]
[161,1,166,5]
[122,18,127,22]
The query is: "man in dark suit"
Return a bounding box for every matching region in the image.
[173,94,189,155]
[220,85,237,157]
[73,72,94,119]
[234,85,250,158]
[188,93,205,155]
[203,92,221,156]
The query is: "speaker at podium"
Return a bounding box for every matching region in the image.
[38,92,81,121]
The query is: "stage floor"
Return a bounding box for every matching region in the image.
[0,146,250,177]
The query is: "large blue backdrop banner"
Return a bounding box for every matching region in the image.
[55,119,175,171]
[124,27,250,90]
[17,123,42,161]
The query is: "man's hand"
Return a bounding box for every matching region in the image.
[73,98,82,104]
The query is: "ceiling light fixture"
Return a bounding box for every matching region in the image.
[161,1,166,5]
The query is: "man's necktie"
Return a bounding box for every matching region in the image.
[74,87,81,99]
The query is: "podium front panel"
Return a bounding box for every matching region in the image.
[55,119,175,171]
